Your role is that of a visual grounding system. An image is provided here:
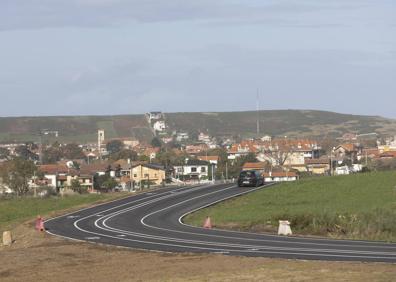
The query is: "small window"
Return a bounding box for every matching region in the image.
[191,167,197,172]
[134,174,137,177]
[201,167,206,172]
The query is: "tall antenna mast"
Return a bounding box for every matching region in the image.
[256,89,260,137]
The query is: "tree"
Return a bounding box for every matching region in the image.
[94,174,117,191]
[108,149,138,161]
[226,153,258,178]
[151,137,162,148]
[0,158,37,196]
[115,164,122,177]
[70,178,87,194]
[106,140,124,154]
[71,161,80,170]
[139,155,150,162]
[189,131,199,142]
[42,146,62,164]
[15,145,38,161]
[62,143,85,159]
[0,147,10,160]
[102,178,118,191]
[155,149,188,167]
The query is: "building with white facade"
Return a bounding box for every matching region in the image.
[153,120,166,132]
[176,132,189,142]
[173,159,211,182]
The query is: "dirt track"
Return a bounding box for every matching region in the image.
[0,221,395,282]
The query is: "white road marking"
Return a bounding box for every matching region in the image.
[85,236,100,240]
[47,184,396,261]
[93,187,396,258]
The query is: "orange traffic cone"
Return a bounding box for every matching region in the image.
[203,216,212,229]
[36,216,45,231]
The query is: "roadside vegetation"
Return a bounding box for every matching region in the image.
[0,193,128,232]
[184,171,396,242]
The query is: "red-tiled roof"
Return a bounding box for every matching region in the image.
[79,163,109,175]
[379,151,396,158]
[336,144,357,152]
[198,156,219,162]
[242,162,268,170]
[39,164,69,174]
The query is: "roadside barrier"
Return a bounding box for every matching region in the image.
[35,216,45,232]
[278,220,292,235]
[2,231,12,246]
[203,216,212,229]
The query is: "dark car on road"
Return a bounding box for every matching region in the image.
[237,170,264,187]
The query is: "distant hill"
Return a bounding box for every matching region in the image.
[0,115,152,143]
[166,110,396,139]
[0,110,395,143]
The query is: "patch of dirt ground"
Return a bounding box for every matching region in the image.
[0,222,395,282]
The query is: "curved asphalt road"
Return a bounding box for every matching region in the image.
[45,183,396,263]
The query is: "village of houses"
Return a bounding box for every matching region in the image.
[1,111,396,196]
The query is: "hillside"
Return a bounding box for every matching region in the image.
[1,110,396,143]
[0,115,153,143]
[167,110,396,138]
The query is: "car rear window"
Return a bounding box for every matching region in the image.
[240,171,255,177]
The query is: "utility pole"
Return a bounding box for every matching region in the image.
[38,130,43,164]
[256,89,260,138]
[225,161,228,182]
[33,171,37,197]
[212,164,215,184]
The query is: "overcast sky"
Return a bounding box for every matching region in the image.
[0,1,395,118]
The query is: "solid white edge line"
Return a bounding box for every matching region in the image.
[95,185,396,257]
[46,183,396,261]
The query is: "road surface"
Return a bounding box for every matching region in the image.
[45,183,396,263]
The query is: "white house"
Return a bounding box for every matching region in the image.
[153,120,166,132]
[0,181,12,194]
[147,112,163,122]
[198,132,211,143]
[261,135,272,142]
[176,132,189,142]
[173,159,211,182]
[335,166,350,175]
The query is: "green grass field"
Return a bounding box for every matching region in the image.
[0,193,128,232]
[185,172,396,242]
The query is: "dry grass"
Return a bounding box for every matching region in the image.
[0,222,395,282]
